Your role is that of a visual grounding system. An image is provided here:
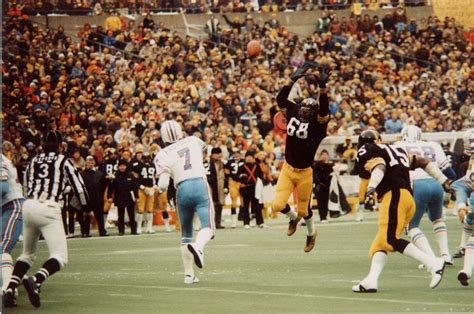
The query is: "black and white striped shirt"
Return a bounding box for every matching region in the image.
[24,152,88,205]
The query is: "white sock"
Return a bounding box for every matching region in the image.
[462,236,474,276]
[1,253,13,291]
[286,210,297,221]
[146,213,154,230]
[136,213,143,232]
[459,227,469,248]
[409,228,435,257]
[180,245,194,277]
[365,251,388,283]
[432,220,450,257]
[103,213,108,223]
[305,216,315,236]
[231,214,237,225]
[195,227,214,251]
[403,243,436,269]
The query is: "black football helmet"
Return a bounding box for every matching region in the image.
[296,98,318,122]
[357,129,381,149]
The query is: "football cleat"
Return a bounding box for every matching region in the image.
[453,248,465,259]
[23,277,41,308]
[352,280,378,293]
[429,258,446,289]
[184,275,199,284]
[187,243,204,269]
[287,216,302,236]
[304,231,317,253]
[244,225,250,229]
[2,289,17,307]
[457,271,470,286]
[441,254,454,266]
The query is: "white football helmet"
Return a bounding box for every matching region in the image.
[401,125,422,143]
[160,120,183,144]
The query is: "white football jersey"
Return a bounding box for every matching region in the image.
[154,136,207,187]
[463,129,474,187]
[1,154,25,206]
[395,140,451,181]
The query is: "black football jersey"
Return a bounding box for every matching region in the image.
[356,143,412,197]
[226,158,244,181]
[137,162,156,187]
[100,158,118,179]
[284,105,328,169]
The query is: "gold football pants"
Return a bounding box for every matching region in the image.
[229,179,242,208]
[272,161,313,217]
[369,188,415,257]
[137,189,155,214]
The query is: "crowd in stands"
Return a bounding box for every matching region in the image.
[2,5,471,187]
[5,0,426,16]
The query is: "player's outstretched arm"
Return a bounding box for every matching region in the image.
[276,65,311,109]
[412,156,452,192]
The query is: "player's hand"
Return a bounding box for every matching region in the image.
[290,64,310,82]
[458,206,470,223]
[364,188,376,211]
[317,67,332,88]
[442,179,453,193]
[224,188,229,195]
[108,198,113,204]
[140,185,145,190]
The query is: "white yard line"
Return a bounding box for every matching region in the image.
[55,282,472,308]
[109,293,143,298]
[82,243,249,256]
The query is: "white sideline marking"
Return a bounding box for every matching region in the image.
[55,282,470,307]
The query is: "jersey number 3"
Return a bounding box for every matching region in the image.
[287,117,308,139]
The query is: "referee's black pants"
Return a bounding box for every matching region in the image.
[117,201,137,235]
[62,205,83,236]
[316,187,330,221]
[240,186,263,226]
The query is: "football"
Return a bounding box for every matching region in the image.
[247,40,262,57]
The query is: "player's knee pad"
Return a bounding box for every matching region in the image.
[387,237,409,254]
[297,207,309,218]
[17,253,36,267]
[50,254,68,268]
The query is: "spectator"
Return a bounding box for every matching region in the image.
[313,150,333,223]
[316,11,331,33]
[207,147,228,229]
[384,112,404,134]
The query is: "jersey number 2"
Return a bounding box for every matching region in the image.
[287,117,308,139]
[178,148,192,170]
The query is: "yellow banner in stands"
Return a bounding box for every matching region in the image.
[432,0,474,28]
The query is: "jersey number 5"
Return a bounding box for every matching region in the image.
[287,117,308,139]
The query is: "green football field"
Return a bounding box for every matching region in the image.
[6,212,474,313]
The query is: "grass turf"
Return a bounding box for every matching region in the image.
[7,213,474,313]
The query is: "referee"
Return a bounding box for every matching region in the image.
[3,131,89,309]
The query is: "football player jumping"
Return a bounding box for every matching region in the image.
[271,63,331,253]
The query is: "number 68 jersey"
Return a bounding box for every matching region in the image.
[283,101,329,169]
[356,143,412,197]
[153,136,207,187]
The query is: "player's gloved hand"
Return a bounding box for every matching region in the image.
[290,64,310,83]
[442,179,453,193]
[140,185,145,190]
[64,186,72,193]
[364,188,376,211]
[458,206,470,223]
[317,67,332,88]
[224,188,229,195]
